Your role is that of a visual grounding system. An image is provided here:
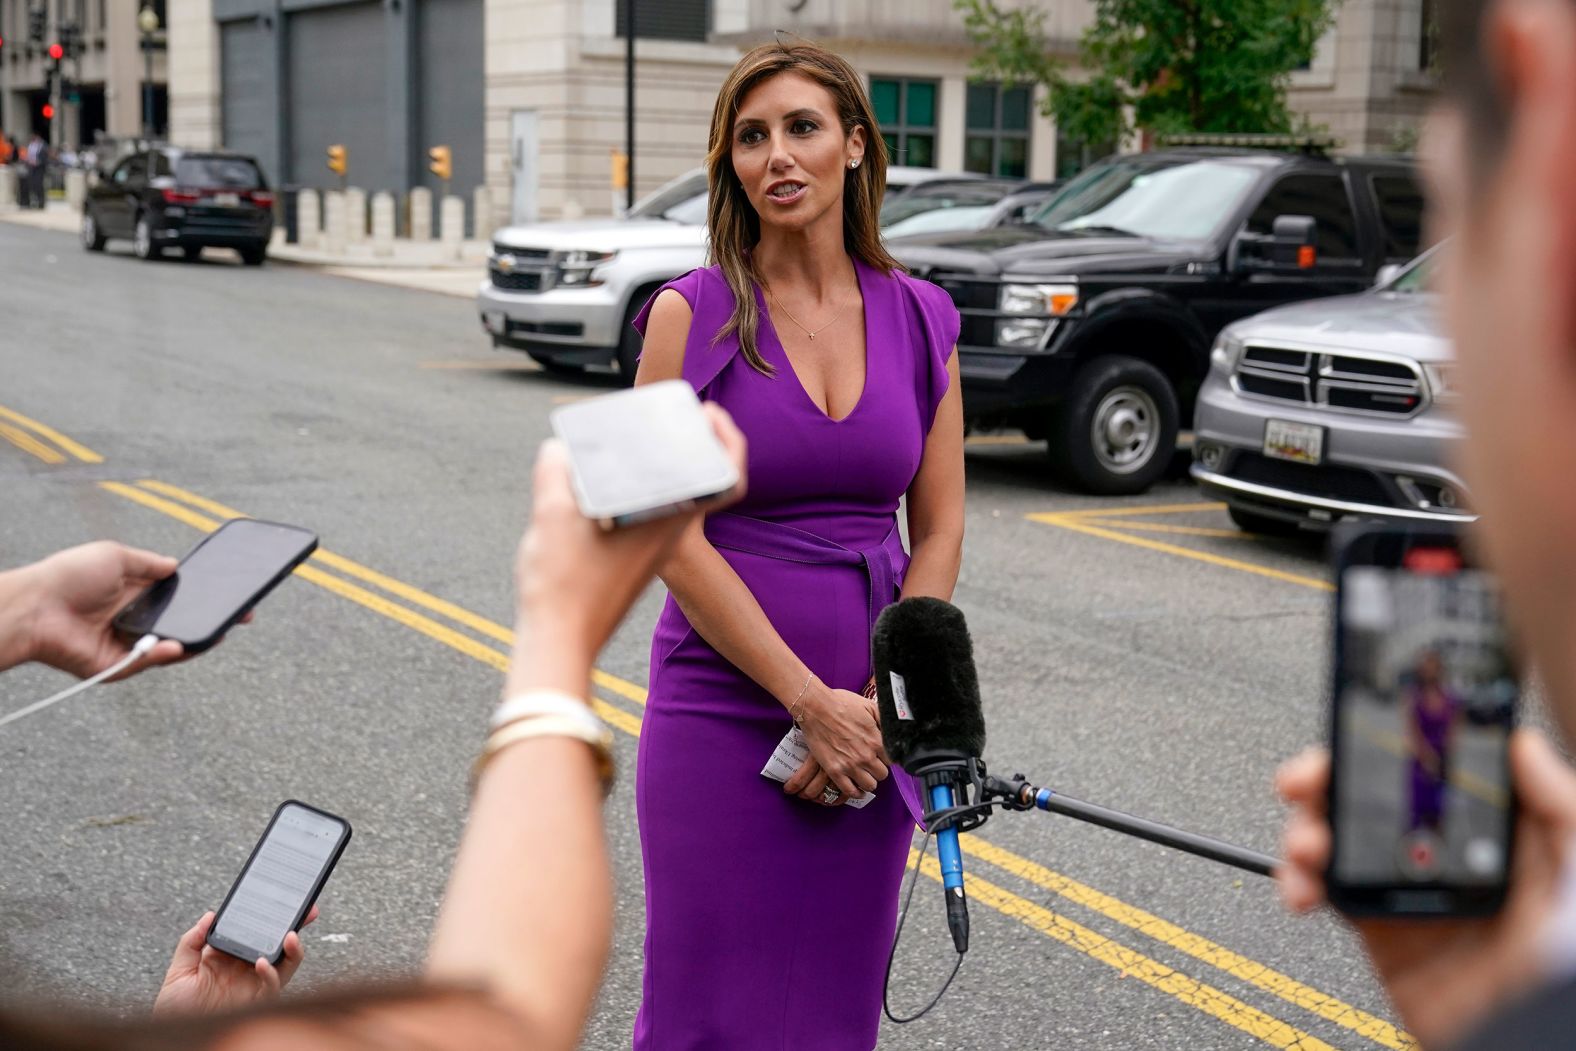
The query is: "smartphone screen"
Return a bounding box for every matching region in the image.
[1329,527,1517,915]
[551,380,738,526]
[115,519,317,649]
[208,802,351,964]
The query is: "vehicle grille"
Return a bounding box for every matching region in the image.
[1230,452,1396,507]
[925,271,1001,348]
[491,269,544,292]
[1234,346,1426,417]
[492,244,551,260]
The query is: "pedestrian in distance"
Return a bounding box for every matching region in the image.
[1275,0,1576,1046]
[0,407,749,1051]
[630,39,965,1049]
[23,133,48,210]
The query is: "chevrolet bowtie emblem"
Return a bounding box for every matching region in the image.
[496,254,516,273]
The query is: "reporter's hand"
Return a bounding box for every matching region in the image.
[152,907,318,1017]
[784,687,889,805]
[1276,730,1576,1048]
[20,542,186,679]
[506,403,747,698]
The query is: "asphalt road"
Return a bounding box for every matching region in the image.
[0,222,1408,1050]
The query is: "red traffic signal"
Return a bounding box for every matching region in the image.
[48,42,63,60]
[41,103,55,120]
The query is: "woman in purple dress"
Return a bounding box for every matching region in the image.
[1407,649,1461,835]
[629,41,965,1050]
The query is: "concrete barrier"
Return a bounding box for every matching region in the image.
[345,186,367,243]
[296,189,321,248]
[323,190,347,255]
[371,191,395,259]
[64,169,86,210]
[439,194,464,258]
[472,185,494,241]
[0,167,17,212]
[409,187,433,242]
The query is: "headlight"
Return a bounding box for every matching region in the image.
[1210,331,1245,372]
[1423,362,1460,402]
[554,249,618,287]
[1000,282,1079,316]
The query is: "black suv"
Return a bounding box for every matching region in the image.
[890,143,1424,493]
[82,147,274,265]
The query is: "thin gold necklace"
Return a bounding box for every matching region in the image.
[765,285,847,341]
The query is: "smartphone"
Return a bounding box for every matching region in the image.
[551,379,739,528]
[207,801,352,965]
[113,518,318,653]
[1327,522,1518,917]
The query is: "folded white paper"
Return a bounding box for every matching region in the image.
[761,726,876,808]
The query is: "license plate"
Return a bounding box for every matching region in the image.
[212,192,240,207]
[483,311,506,335]
[1264,419,1324,465]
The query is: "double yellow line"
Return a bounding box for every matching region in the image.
[94,477,1409,1050]
[0,405,103,466]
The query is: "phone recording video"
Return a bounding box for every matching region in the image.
[1328,524,1518,917]
[207,801,351,966]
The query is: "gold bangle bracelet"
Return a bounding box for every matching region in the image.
[471,714,616,797]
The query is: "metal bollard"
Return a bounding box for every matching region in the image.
[345,186,367,243]
[323,190,348,255]
[439,195,464,259]
[409,187,433,242]
[472,185,494,242]
[296,188,321,249]
[371,191,395,258]
[0,167,17,212]
[64,169,87,210]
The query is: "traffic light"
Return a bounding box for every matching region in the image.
[326,144,348,177]
[47,41,63,62]
[611,150,629,191]
[41,103,55,120]
[428,145,452,183]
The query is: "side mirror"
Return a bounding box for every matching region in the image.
[1374,263,1404,289]
[1269,214,1317,269]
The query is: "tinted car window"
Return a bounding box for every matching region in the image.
[175,156,264,189]
[1246,173,1360,261]
[151,151,174,178]
[121,154,149,184]
[1372,173,1424,261]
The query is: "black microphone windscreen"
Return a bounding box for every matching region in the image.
[872,597,985,769]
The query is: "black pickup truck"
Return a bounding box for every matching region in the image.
[890,143,1425,494]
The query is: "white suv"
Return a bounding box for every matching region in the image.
[477,166,980,380]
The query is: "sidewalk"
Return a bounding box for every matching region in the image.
[0,200,485,299]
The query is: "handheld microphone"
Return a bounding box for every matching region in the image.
[872,597,986,956]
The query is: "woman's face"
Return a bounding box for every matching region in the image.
[729,70,864,236]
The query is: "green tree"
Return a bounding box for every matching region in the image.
[956,0,1337,148]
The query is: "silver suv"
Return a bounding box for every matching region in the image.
[477,166,982,381]
[1190,248,1473,533]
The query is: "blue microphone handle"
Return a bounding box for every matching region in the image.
[928,782,970,954]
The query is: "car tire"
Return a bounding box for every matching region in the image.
[239,244,267,266]
[1051,355,1179,495]
[182,246,202,261]
[132,214,158,260]
[1227,505,1303,537]
[81,209,106,252]
[615,296,650,385]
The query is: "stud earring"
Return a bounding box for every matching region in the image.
[849,159,861,169]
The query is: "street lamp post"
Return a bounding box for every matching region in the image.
[138,4,159,142]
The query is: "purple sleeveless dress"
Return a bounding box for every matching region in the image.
[630,258,959,1050]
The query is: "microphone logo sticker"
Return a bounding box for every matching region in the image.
[889,672,913,721]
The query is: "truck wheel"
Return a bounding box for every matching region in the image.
[1052,355,1179,495]
[527,352,585,375]
[1227,505,1302,537]
[615,297,648,385]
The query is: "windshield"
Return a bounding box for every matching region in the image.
[175,156,263,189]
[1030,159,1260,240]
[884,206,994,239]
[1387,249,1438,293]
[626,171,708,220]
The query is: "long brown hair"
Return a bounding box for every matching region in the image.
[704,41,903,374]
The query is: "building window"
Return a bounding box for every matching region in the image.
[964,82,1031,178]
[1054,123,1113,181]
[1420,0,1438,71]
[615,0,709,43]
[871,77,937,168]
